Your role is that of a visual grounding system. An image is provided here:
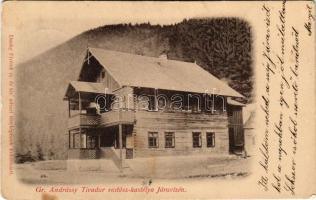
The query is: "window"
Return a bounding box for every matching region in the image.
[148,132,159,148]
[165,132,175,148]
[188,94,201,113]
[81,134,87,148]
[192,132,202,148]
[206,132,215,147]
[74,133,80,149]
[87,135,97,149]
[137,95,157,111]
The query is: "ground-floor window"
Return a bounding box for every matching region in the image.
[74,133,81,148]
[87,135,97,149]
[70,129,98,149]
[165,132,175,148]
[206,132,215,147]
[192,132,202,148]
[81,134,86,148]
[148,132,159,148]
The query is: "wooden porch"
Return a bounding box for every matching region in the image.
[68,124,134,164]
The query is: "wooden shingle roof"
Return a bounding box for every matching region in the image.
[70,81,106,94]
[64,81,110,99]
[86,48,244,98]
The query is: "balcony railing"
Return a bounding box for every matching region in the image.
[100,110,135,127]
[68,110,135,129]
[68,114,101,129]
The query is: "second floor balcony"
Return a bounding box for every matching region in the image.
[68,110,135,129]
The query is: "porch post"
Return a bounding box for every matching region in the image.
[73,131,75,149]
[86,132,88,149]
[68,130,71,149]
[154,88,158,111]
[79,92,82,148]
[119,124,123,170]
[98,134,101,148]
[68,100,71,117]
[119,109,123,171]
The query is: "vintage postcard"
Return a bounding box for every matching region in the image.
[1,1,316,199]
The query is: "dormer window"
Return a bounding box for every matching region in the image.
[101,71,105,79]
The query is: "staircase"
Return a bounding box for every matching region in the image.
[100,147,132,172]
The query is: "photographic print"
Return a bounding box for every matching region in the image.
[1,1,315,199]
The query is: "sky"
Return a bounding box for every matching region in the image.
[3,1,255,63]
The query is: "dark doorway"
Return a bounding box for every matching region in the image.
[99,125,131,148]
[229,128,235,153]
[99,127,116,147]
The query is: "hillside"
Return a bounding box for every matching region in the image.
[15,18,253,160]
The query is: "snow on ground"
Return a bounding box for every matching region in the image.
[15,155,253,184]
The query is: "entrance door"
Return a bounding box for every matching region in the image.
[99,125,134,158]
[228,126,244,154]
[99,127,116,147]
[227,105,244,154]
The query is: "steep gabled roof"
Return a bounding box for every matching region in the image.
[70,81,106,94]
[87,47,244,98]
[227,97,246,106]
[64,81,110,99]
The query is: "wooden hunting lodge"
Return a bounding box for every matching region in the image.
[64,48,245,162]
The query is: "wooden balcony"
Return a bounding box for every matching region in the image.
[68,110,135,129]
[68,114,101,129]
[100,110,135,127]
